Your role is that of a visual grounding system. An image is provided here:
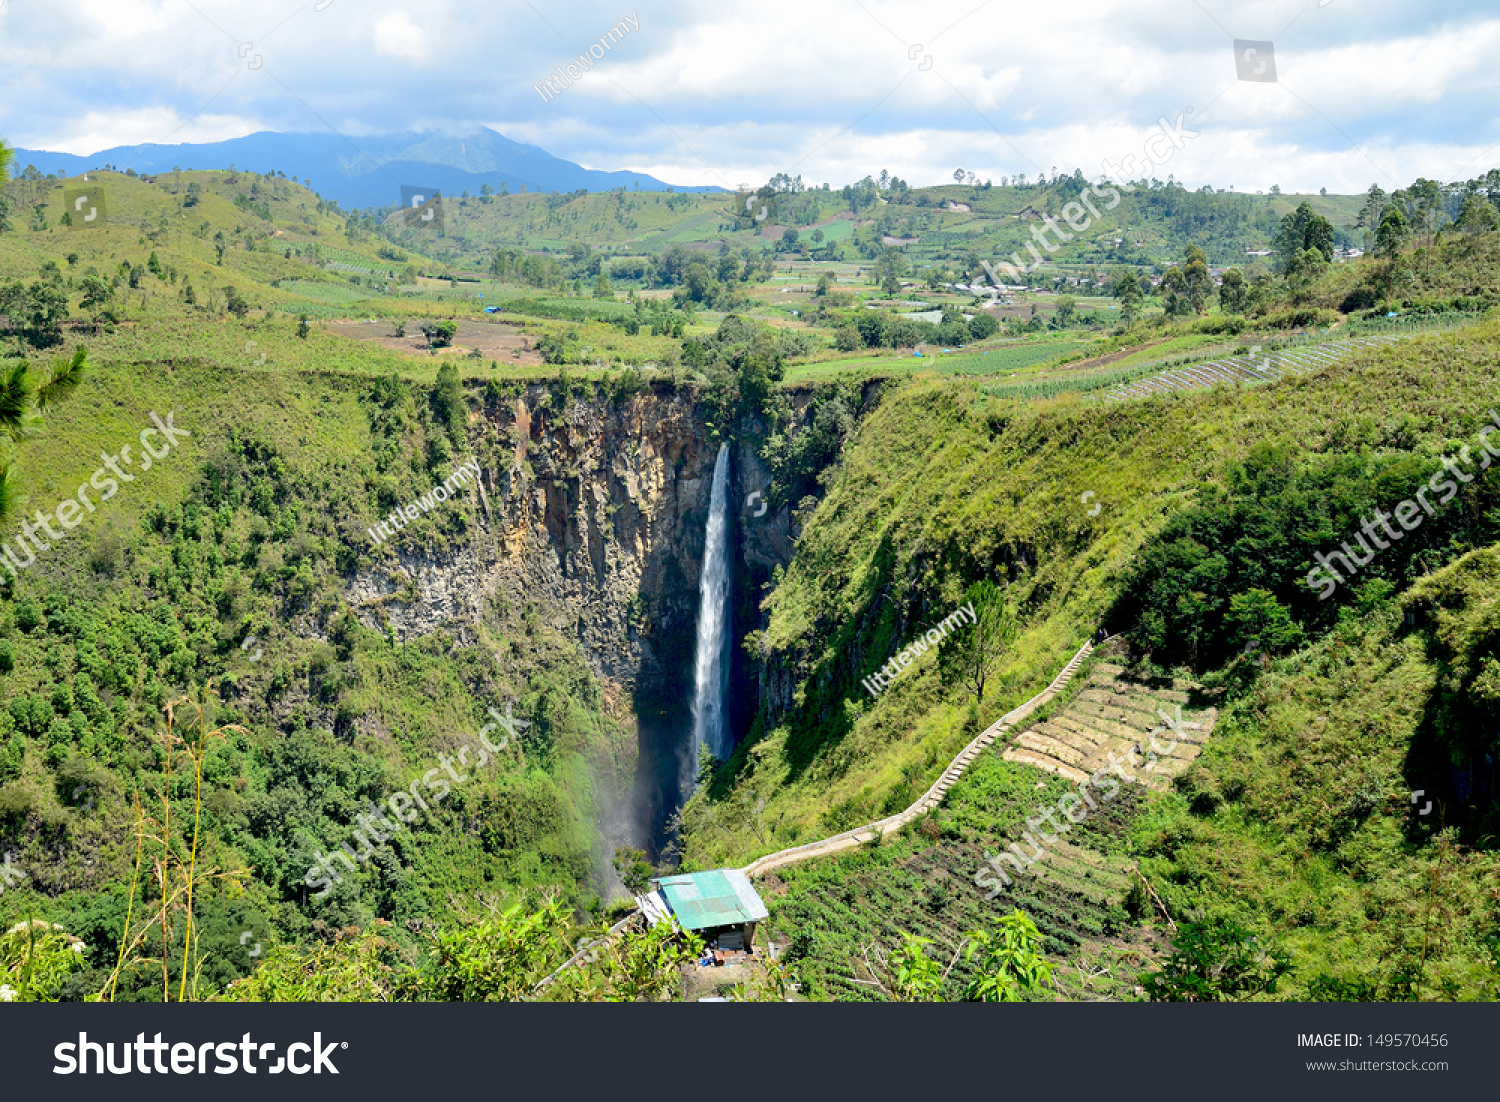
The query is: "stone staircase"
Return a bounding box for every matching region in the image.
[740,638,1097,879]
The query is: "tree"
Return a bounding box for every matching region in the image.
[430,361,464,446]
[420,321,457,348]
[296,314,310,339]
[1182,244,1213,313]
[611,847,654,896]
[1218,267,1249,314]
[1224,588,1303,656]
[0,140,12,233]
[1284,247,1329,303]
[937,578,1015,702]
[874,247,906,296]
[1454,194,1500,234]
[223,285,249,318]
[1273,201,1334,271]
[1357,184,1388,247]
[1405,177,1444,244]
[1374,206,1409,259]
[1112,267,1144,324]
[77,274,114,318]
[963,910,1053,1001]
[1143,915,1292,1002]
[1303,214,1334,262]
[1052,294,1076,327]
[1160,265,1193,317]
[0,280,69,346]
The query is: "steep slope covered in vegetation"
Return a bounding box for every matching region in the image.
[681,317,1500,998]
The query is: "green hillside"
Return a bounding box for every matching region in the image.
[1,143,1498,1003]
[679,317,1500,1000]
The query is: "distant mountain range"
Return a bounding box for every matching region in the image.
[11,127,719,209]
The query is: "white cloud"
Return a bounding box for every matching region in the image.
[2,0,1499,193]
[372,10,425,63]
[21,108,259,156]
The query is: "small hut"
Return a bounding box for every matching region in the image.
[637,868,768,952]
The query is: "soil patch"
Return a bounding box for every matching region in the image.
[324,318,543,364]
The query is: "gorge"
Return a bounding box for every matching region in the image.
[342,382,803,886]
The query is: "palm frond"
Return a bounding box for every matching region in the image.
[36,347,87,410]
[0,362,32,439]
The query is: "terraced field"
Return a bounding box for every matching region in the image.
[1099,334,1405,402]
[1003,661,1218,790]
[757,645,1220,1001]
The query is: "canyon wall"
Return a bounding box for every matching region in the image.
[342,381,794,861]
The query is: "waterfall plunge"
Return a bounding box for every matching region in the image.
[686,443,733,791]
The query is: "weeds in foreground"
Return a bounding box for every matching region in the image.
[101,690,248,1002]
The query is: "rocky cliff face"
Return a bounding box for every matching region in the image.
[347,383,710,670]
[342,381,796,856]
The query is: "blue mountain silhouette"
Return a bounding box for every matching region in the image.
[11,127,718,208]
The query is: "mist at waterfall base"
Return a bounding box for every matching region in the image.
[685,443,734,791]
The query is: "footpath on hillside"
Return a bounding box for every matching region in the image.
[753,643,1224,1002]
[738,639,1098,878]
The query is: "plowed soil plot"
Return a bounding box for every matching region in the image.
[324,318,543,364]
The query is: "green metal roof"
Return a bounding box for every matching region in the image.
[656,869,768,931]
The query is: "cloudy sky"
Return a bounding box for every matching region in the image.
[1,0,1496,194]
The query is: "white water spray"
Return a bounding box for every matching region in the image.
[686,443,733,790]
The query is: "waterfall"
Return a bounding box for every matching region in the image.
[686,442,733,790]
